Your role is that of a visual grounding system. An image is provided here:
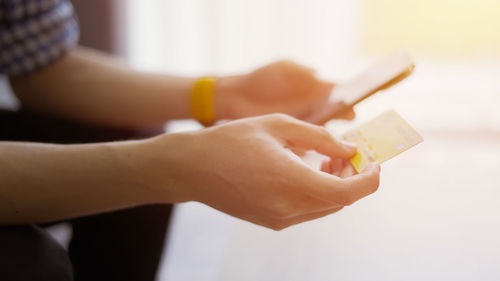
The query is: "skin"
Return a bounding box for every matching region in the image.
[1,47,379,229]
[0,115,379,229]
[10,47,354,128]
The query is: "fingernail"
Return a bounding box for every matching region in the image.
[341,141,357,149]
[364,162,380,172]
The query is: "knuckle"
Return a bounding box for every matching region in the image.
[336,184,357,206]
[275,59,293,67]
[317,127,333,139]
[368,174,381,193]
[268,113,294,123]
[360,171,380,195]
[336,173,381,206]
[337,192,356,206]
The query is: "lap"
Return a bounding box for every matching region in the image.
[0,108,161,143]
[0,224,74,281]
[0,109,173,281]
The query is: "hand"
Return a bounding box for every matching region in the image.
[215,60,355,124]
[142,114,380,230]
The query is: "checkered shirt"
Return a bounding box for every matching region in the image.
[0,0,79,76]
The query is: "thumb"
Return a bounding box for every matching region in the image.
[320,80,335,93]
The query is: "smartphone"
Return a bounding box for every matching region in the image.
[312,51,415,124]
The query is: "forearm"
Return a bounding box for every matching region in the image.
[9,47,196,129]
[0,137,183,225]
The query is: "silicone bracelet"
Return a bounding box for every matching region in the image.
[191,77,216,126]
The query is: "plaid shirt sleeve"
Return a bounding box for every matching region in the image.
[0,0,79,76]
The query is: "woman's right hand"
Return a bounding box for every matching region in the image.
[138,114,380,230]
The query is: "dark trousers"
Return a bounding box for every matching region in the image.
[0,109,173,281]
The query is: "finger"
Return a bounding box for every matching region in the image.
[322,158,355,177]
[305,101,346,125]
[295,93,330,121]
[270,115,357,159]
[320,158,342,175]
[320,160,331,174]
[322,80,335,90]
[290,147,307,157]
[307,80,335,102]
[274,60,316,76]
[340,161,356,178]
[330,158,344,177]
[290,61,316,75]
[306,162,381,206]
[318,80,334,95]
[336,108,356,121]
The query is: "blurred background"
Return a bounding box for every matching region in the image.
[128,1,500,280]
[2,0,500,280]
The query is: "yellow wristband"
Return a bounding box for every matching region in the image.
[191,77,216,126]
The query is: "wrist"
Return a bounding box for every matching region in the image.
[118,133,196,204]
[214,75,245,120]
[97,140,157,205]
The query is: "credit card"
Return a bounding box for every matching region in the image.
[342,110,423,172]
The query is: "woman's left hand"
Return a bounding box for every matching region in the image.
[215,60,355,124]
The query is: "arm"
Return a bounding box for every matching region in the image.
[0,115,379,229]
[10,48,352,129]
[0,138,183,225]
[9,47,196,129]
